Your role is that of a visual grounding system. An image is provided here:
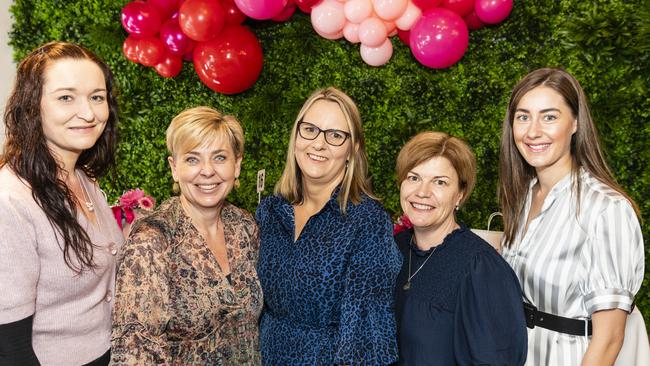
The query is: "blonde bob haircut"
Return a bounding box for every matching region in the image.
[166,106,244,159]
[396,131,477,206]
[274,87,375,214]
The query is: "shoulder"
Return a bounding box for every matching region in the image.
[0,166,33,201]
[580,171,632,207]
[128,197,183,246]
[256,194,285,218]
[450,228,512,272]
[347,195,390,222]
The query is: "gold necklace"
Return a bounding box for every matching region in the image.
[76,170,95,212]
[403,236,438,291]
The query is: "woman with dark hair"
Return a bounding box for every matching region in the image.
[499,68,644,364]
[256,87,401,365]
[0,41,123,366]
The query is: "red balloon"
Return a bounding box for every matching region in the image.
[295,0,321,14]
[148,0,180,19]
[409,8,469,68]
[441,0,474,17]
[272,0,296,22]
[123,36,140,63]
[160,19,195,55]
[179,0,226,41]
[222,0,247,24]
[412,0,442,11]
[155,53,184,77]
[183,51,194,61]
[463,10,485,30]
[475,0,513,24]
[397,29,410,45]
[136,37,166,66]
[121,1,163,37]
[193,25,264,94]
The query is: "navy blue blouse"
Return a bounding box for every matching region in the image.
[256,192,402,365]
[394,226,527,366]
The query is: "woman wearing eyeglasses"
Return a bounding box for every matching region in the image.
[256,87,401,365]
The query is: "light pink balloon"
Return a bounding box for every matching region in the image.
[475,0,513,24]
[234,0,288,20]
[373,0,408,21]
[409,7,468,68]
[358,17,387,47]
[384,20,396,33]
[360,38,393,66]
[343,22,361,43]
[343,0,373,24]
[314,26,344,40]
[311,0,346,35]
[395,1,422,30]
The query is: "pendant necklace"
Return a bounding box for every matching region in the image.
[76,170,95,212]
[403,236,437,291]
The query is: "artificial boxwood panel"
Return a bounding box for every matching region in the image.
[10,0,650,321]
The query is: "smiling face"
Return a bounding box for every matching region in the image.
[513,86,577,180]
[400,156,463,233]
[294,99,351,188]
[168,138,242,213]
[40,58,109,164]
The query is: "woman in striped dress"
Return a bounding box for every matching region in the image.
[498,68,644,365]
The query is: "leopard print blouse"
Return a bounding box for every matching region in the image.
[111,197,262,365]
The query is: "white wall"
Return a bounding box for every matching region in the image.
[1,0,16,148]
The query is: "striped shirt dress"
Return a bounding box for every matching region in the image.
[502,169,644,365]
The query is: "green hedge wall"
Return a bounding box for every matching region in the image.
[10,0,650,321]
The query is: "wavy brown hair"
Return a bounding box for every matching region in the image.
[498,68,639,248]
[1,41,119,272]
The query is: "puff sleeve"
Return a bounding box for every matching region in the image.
[453,251,528,366]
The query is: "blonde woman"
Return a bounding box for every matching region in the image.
[256,87,401,365]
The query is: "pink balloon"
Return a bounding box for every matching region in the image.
[234,0,288,20]
[360,38,393,66]
[296,0,322,14]
[412,0,442,11]
[314,27,344,40]
[272,0,297,21]
[148,0,180,19]
[343,22,360,43]
[373,0,408,21]
[441,0,474,17]
[343,0,373,24]
[121,1,163,37]
[475,0,513,24]
[409,8,468,68]
[160,19,195,56]
[359,17,388,47]
[463,10,485,30]
[395,1,421,31]
[311,0,346,35]
[222,0,248,24]
[384,20,396,33]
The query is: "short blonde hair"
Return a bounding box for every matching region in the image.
[166,106,244,158]
[396,131,476,205]
[274,87,375,213]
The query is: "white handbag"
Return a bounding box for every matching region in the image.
[471,212,503,251]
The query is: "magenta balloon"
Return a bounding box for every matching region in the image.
[409,8,468,68]
[121,1,163,37]
[234,0,289,20]
[160,19,195,55]
[475,0,513,24]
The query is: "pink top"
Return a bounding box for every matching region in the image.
[0,166,124,365]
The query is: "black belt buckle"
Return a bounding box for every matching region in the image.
[523,302,536,329]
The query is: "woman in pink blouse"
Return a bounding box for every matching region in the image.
[0,42,123,365]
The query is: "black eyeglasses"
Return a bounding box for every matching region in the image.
[297,121,351,147]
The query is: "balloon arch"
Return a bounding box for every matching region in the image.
[121,0,513,94]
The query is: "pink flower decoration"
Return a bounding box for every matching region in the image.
[138,196,156,210]
[111,206,124,229]
[393,214,413,235]
[119,188,145,209]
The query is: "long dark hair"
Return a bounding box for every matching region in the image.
[1,41,119,272]
[498,68,639,248]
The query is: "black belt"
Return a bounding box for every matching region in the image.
[523,302,592,336]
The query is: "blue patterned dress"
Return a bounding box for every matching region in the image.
[256,192,402,366]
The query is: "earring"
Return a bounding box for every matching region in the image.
[455,205,459,211]
[234,177,240,189]
[172,181,180,194]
